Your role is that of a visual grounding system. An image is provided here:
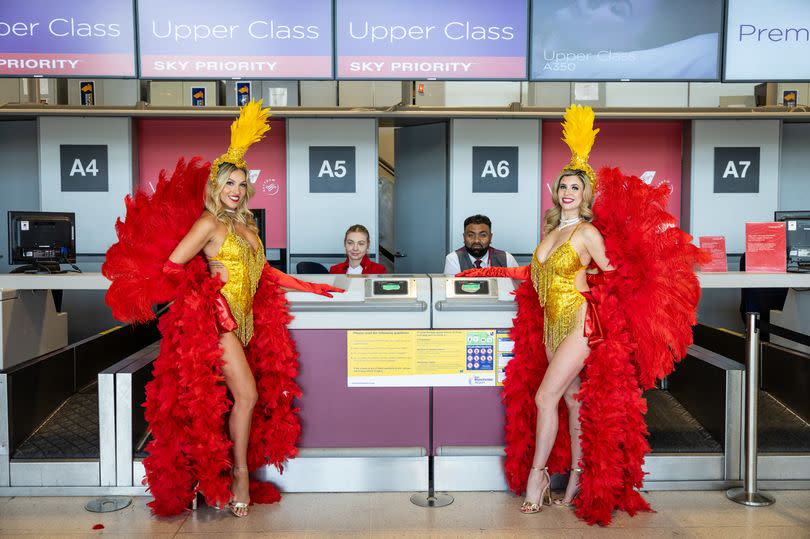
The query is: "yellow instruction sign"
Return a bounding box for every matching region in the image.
[347,329,504,387]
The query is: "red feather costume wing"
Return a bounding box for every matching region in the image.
[103,158,300,515]
[503,167,705,526]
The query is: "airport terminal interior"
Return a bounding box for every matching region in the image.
[1,0,809,537]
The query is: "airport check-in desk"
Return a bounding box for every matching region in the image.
[2,272,808,495]
[256,274,433,492]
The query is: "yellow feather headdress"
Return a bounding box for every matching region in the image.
[209,99,271,186]
[561,104,600,190]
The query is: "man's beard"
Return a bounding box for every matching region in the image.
[465,244,488,259]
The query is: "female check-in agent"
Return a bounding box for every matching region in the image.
[330,224,387,275]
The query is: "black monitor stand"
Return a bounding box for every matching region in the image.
[10,262,65,274]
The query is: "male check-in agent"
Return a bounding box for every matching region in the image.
[443,214,518,275]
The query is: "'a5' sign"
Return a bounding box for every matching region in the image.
[714,147,760,194]
[309,146,356,193]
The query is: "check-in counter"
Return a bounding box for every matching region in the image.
[430,275,518,490]
[0,283,70,370]
[257,274,432,492]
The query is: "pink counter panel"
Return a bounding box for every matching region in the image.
[292,329,430,449]
[433,387,504,452]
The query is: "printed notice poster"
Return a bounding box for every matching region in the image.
[336,0,528,80]
[496,329,514,386]
[699,236,727,272]
[347,329,504,387]
[745,222,786,273]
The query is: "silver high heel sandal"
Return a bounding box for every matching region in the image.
[520,466,551,514]
[554,467,583,507]
[228,466,250,517]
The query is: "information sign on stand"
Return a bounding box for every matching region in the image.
[699,236,728,272]
[745,222,786,273]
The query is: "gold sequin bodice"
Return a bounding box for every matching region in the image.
[531,226,587,352]
[209,231,265,345]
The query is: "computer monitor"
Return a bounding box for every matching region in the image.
[250,208,266,250]
[774,211,810,273]
[8,211,76,272]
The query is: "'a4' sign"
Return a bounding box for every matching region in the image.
[60,144,109,192]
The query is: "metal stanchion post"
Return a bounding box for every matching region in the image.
[410,387,453,508]
[726,312,775,507]
[85,497,132,513]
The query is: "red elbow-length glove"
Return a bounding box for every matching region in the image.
[264,264,344,298]
[455,266,530,280]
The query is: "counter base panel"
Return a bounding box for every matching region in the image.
[292,329,430,449]
[255,456,428,492]
[6,453,810,494]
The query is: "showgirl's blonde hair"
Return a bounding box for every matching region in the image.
[542,169,594,236]
[204,162,259,235]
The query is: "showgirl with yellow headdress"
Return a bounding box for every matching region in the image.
[103,101,342,517]
[459,105,706,525]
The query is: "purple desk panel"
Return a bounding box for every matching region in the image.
[292,329,430,449]
[432,387,505,452]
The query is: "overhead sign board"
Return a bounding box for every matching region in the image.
[0,0,136,77]
[336,0,528,80]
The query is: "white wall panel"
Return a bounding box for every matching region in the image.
[449,119,540,256]
[779,123,810,211]
[605,82,688,107]
[287,118,378,260]
[38,117,132,254]
[691,120,781,252]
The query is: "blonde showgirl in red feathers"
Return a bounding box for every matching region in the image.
[104,101,342,517]
[458,105,706,525]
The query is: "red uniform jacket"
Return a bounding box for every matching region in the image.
[329,255,387,274]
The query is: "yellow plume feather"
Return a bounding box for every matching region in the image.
[229,99,271,153]
[561,104,600,189]
[210,99,271,185]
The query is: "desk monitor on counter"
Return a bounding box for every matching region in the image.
[775,211,810,273]
[8,211,76,274]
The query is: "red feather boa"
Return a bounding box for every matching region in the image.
[503,167,708,526]
[103,159,300,515]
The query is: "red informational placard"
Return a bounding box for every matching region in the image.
[745,222,786,273]
[699,236,727,272]
[541,120,683,230]
[136,118,287,248]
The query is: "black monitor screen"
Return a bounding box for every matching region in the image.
[251,208,266,249]
[8,211,76,265]
[775,211,810,268]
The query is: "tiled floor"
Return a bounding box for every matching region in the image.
[0,490,808,538]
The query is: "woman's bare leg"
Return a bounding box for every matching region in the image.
[559,375,583,503]
[524,314,590,507]
[219,332,258,516]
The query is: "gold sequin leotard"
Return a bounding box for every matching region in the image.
[209,231,265,346]
[530,223,587,352]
